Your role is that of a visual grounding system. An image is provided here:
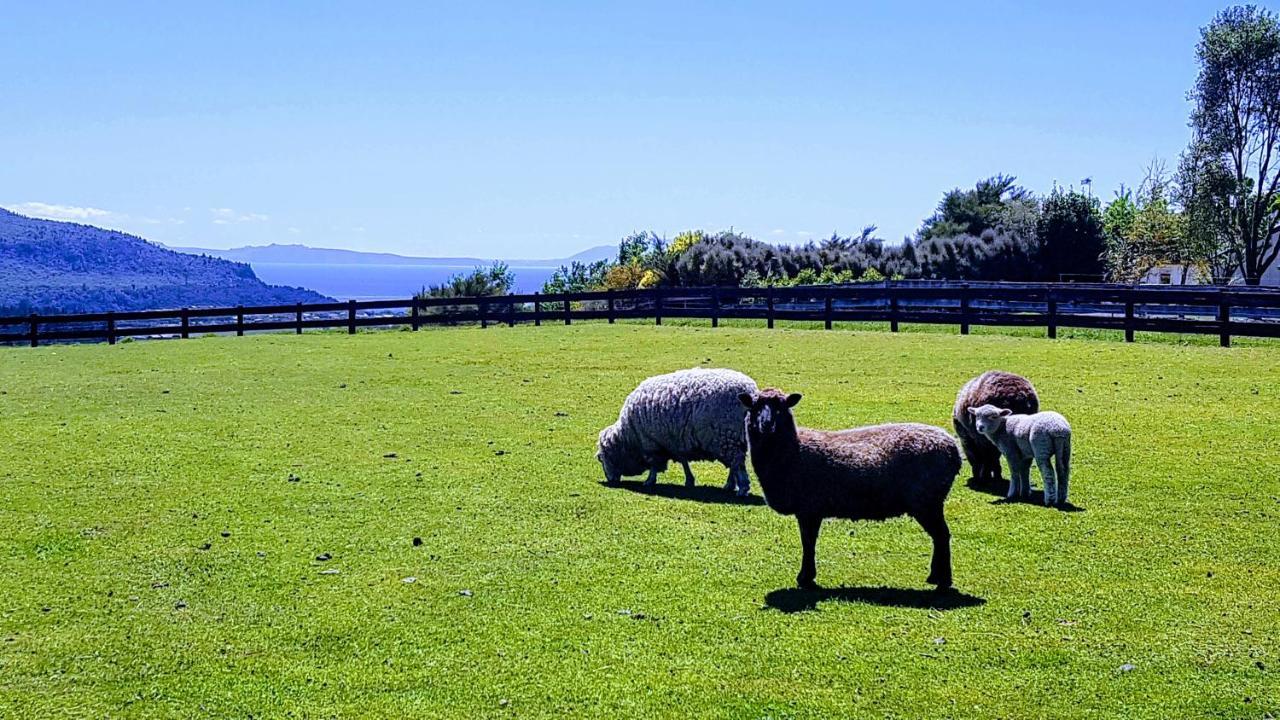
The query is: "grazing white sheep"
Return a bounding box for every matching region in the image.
[968,404,1072,506]
[597,368,758,496]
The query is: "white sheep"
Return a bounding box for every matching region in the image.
[597,368,758,496]
[968,404,1073,506]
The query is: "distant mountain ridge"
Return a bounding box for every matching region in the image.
[165,242,618,267]
[0,208,331,314]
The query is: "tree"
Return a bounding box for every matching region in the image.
[1102,187,1141,281]
[540,260,609,294]
[1186,5,1280,285]
[416,263,515,322]
[418,263,514,299]
[917,174,1032,241]
[1177,144,1238,281]
[1036,188,1106,281]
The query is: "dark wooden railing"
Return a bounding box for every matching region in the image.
[3,281,1280,348]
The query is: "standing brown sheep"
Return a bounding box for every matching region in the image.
[741,389,961,590]
[952,371,1039,481]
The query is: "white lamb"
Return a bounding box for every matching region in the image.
[968,404,1073,506]
[597,368,758,496]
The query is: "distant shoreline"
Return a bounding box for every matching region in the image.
[248,261,560,299]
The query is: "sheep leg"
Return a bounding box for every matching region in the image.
[643,467,660,486]
[796,514,823,590]
[1055,436,1071,506]
[1036,454,1057,506]
[680,461,695,487]
[954,424,984,479]
[734,466,751,497]
[1018,458,1034,499]
[915,504,953,589]
[1005,458,1020,499]
[982,441,1004,481]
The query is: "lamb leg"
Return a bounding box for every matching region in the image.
[1036,455,1057,506]
[680,461,695,487]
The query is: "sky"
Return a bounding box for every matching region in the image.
[0,1,1255,257]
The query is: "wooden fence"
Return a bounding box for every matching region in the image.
[4,281,1280,348]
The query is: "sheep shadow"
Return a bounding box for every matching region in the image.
[966,477,1086,513]
[600,480,766,506]
[764,586,985,614]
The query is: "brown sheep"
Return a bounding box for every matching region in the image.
[740,389,962,590]
[952,371,1039,481]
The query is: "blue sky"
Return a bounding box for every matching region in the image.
[0,1,1246,257]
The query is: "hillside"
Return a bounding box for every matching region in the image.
[165,242,618,267]
[0,209,331,314]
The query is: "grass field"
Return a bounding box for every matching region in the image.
[2,323,1278,718]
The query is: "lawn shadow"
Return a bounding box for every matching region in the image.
[600,480,766,506]
[967,477,1086,512]
[964,475,1010,497]
[990,494,1086,513]
[764,585,985,614]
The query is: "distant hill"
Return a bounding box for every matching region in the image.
[0,208,332,314]
[165,242,618,267]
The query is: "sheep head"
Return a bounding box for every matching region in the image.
[739,388,802,437]
[596,424,644,483]
[968,404,1012,437]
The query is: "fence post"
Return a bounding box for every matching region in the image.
[346,300,355,335]
[181,308,191,339]
[479,298,488,329]
[712,287,720,328]
[959,283,970,335]
[29,313,38,348]
[533,292,542,326]
[888,284,899,333]
[105,312,115,345]
[563,295,571,325]
[236,306,246,337]
[1218,291,1231,348]
[1124,292,1135,343]
[1046,294,1057,340]
[654,288,663,326]
[607,290,616,324]
[410,297,420,331]
[766,286,775,329]
[507,295,516,328]
[824,289,833,330]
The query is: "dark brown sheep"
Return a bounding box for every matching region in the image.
[740,389,962,590]
[952,371,1039,481]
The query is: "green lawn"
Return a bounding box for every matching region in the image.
[1,324,1277,718]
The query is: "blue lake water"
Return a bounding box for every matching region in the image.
[249,263,560,300]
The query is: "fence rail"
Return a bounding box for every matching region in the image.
[4,281,1280,348]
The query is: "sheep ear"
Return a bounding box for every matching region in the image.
[738,393,754,408]
[999,408,1012,417]
[785,393,802,408]
[967,407,977,417]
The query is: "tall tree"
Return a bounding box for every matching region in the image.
[1104,164,1217,284]
[1037,188,1107,281]
[1186,5,1280,284]
[917,174,1032,241]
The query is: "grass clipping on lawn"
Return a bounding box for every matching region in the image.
[1,324,1277,718]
